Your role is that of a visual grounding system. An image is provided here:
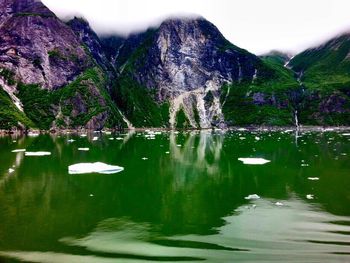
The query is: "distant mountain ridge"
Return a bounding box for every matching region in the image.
[0,0,348,130]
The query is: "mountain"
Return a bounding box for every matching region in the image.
[111,18,300,128]
[260,50,292,66]
[289,33,350,125]
[0,0,125,130]
[3,0,346,130]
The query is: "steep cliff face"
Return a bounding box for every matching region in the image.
[68,17,115,75]
[289,34,350,125]
[112,18,299,128]
[0,0,125,130]
[0,0,90,90]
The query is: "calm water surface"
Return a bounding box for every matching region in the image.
[0,129,350,262]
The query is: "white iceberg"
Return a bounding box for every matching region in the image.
[307,177,319,181]
[92,137,99,141]
[306,194,314,200]
[275,202,284,206]
[245,194,260,200]
[238,158,270,165]
[8,168,14,173]
[78,148,89,151]
[25,152,51,156]
[11,149,26,153]
[68,162,124,175]
[342,133,350,136]
[28,132,39,137]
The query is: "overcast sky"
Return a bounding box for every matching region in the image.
[42,0,350,55]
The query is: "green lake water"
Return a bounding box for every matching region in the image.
[0,129,350,262]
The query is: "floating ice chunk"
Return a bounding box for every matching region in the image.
[116,137,123,140]
[275,202,284,206]
[68,162,124,175]
[342,133,350,136]
[89,194,94,197]
[239,137,246,140]
[255,136,260,141]
[308,177,319,180]
[165,151,170,154]
[11,149,26,153]
[177,144,182,147]
[67,139,75,143]
[245,194,260,200]
[301,164,309,167]
[306,194,314,200]
[92,137,98,141]
[25,152,51,156]
[8,168,14,173]
[80,134,87,137]
[28,132,39,137]
[78,148,89,151]
[109,138,114,140]
[238,158,270,165]
[142,157,148,160]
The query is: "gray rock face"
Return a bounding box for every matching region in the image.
[0,0,91,90]
[119,18,262,128]
[68,17,114,74]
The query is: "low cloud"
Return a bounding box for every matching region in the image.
[42,0,350,55]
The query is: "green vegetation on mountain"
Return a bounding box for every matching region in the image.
[17,67,125,129]
[0,88,34,129]
[289,34,350,125]
[111,73,169,128]
[221,58,300,126]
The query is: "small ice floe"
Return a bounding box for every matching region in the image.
[67,139,75,143]
[341,153,347,156]
[109,138,114,140]
[116,137,123,140]
[238,158,270,165]
[12,140,17,143]
[306,194,314,200]
[78,148,89,151]
[275,202,284,206]
[80,134,87,137]
[342,133,350,136]
[92,137,98,141]
[245,194,261,200]
[8,168,14,173]
[142,157,148,160]
[301,164,309,167]
[28,132,39,137]
[177,144,182,147]
[89,194,94,197]
[308,177,319,181]
[239,137,246,140]
[11,149,26,153]
[165,151,170,154]
[68,162,124,174]
[25,152,51,156]
[255,136,260,141]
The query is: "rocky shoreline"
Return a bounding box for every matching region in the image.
[1,125,350,136]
